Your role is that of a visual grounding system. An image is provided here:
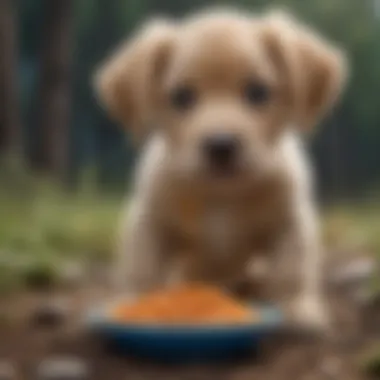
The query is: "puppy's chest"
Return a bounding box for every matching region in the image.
[167,195,288,254]
[201,205,238,253]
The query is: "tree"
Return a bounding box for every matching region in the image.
[33,0,74,180]
[88,0,129,187]
[0,0,22,158]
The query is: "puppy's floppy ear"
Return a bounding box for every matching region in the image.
[94,19,176,137]
[260,10,348,130]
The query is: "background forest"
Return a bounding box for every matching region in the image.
[1,0,380,289]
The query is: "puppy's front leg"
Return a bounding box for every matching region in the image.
[288,199,329,330]
[114,200,167,298]
[224,256,270,301]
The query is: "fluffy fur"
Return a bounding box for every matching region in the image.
[95,8,347,329]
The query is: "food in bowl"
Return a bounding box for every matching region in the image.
[111,284,258,324]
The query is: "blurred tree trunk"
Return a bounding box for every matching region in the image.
[33,0,74,180]
[0,0,22,159]
[93,0,123,188]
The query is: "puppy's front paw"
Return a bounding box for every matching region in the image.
[291,294,330,333]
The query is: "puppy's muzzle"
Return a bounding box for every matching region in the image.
[202,133,241,173]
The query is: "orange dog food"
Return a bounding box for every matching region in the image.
[112,284,256,324]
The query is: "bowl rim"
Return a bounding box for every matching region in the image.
[85,299,283,333]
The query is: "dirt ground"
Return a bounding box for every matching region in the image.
[1,280,379,380]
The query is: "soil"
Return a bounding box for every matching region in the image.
[0,280,379,380]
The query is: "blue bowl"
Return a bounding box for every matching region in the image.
[85,301,283,362]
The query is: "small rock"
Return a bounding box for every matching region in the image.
[331,257,377,288]
[31,299,69,328]
[0,361,17,380]
[37,357,88,380]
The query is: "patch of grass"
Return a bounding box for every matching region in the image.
[323,202,380,255]
[0,189,121,258]
[0,163,124,292]
[323,203,380,292]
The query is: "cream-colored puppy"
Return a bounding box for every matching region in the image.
[95,9,347,329]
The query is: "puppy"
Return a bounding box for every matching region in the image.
[95,9,347,329]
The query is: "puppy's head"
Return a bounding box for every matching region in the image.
[95,9,347,186]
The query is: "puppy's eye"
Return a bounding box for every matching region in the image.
[170,86,197,111]
[243,81,271,105]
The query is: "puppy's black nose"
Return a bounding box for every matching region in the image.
[203,134,240,167]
